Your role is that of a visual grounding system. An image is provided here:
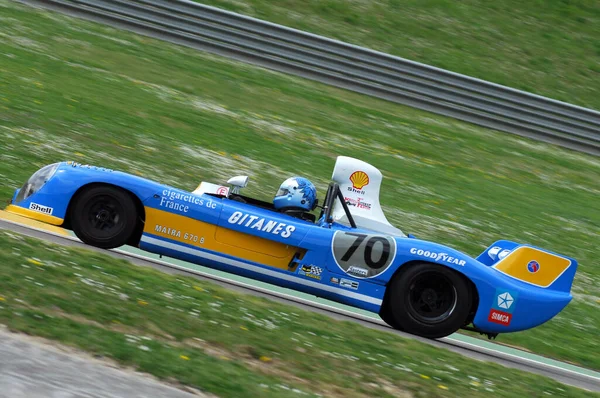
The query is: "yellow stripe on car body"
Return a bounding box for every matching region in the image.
[1,208,68,235]
[4,205,64,226]
[144,207,298,270]
[492,246,571,288]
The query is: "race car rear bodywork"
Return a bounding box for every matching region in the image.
[5,157,578,339]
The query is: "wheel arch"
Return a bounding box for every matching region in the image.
[63,182,146,247]
[381,260,480,327]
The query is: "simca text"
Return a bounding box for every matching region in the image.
[488,309,512,326]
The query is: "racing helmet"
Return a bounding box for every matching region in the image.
[273,177,317,212]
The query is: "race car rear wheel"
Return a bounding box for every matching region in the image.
[70,185,138,249]
[387,263,471,339]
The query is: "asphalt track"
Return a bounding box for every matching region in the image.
[0,328,203,398]
[1,217,599,392]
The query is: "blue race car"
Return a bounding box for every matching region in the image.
[6,156,577,339]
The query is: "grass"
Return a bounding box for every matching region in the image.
[194,0,600,110]
[1,230,597,398]
[0,0,599,370]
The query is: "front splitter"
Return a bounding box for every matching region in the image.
[0,209,69,236]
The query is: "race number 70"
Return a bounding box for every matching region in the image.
[332,232,396,274]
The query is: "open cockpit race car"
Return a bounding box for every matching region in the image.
[6,156,578,339]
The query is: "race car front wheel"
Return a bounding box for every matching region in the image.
[387,263,472,339]
[70,185,138,249]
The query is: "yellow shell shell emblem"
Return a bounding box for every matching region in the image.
[349,171,370,190]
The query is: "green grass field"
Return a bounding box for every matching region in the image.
[0,0,599,371]
[1,231,597,398]
[195,0,600,110]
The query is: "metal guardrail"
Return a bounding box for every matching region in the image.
[22,0,600,155]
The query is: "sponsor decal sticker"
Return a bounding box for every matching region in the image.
[340,278,359,290]
[159,189,217,213]
[496,291,514,310]
[298,264,322,280]
[488,288,518,326]
[153,224,204,244]
[409,248,466,266]
[228,211,296,238]
[348,171,369,194]
[332,232,397,278]
[347,266,369,277]
[29,202,53,215]
[216,186,229,196]
[488,309,512,326]
[344,196,372,210]
[527,260,540,273]
[330,277,340,284]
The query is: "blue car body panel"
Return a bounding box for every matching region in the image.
[7,161,578,335]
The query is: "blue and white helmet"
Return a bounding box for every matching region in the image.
[273,177,317,212]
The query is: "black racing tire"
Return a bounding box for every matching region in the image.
[379,300,404,331]
[387,263,472,339]
[70,185,138,249]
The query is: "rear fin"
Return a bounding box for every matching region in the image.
[491,245,577,293]
[330,156,405,236]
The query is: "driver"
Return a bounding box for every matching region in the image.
[273,177,317,220]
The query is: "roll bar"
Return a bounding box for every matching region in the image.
[321,182,357,229]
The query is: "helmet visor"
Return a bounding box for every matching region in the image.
[275,188,290,197]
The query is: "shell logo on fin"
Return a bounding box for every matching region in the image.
[349,171,370,190]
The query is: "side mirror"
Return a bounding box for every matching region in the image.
[407,233,416,239]
[227,175,249,194]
